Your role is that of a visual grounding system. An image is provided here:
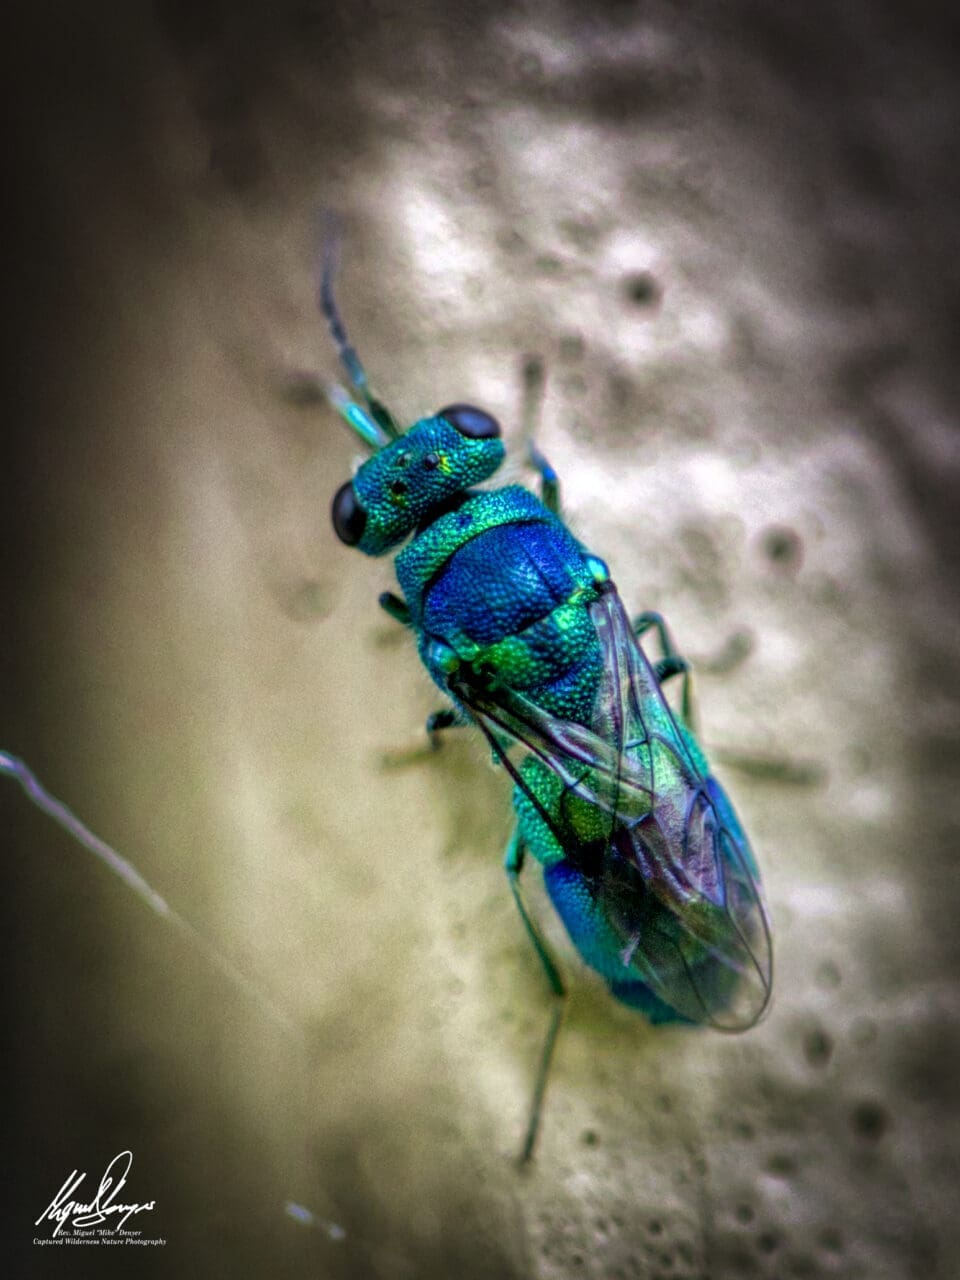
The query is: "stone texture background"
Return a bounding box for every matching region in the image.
[4,2,959,1277]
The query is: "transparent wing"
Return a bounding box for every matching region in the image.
[450,581,772,1030]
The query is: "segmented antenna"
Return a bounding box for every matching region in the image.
[521,355,560,515]
[319,219,400,448]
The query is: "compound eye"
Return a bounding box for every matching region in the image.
[331,481,367,546]
[437,403,501,440]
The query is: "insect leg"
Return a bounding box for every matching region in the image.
[633,610,695,728]
[425,707,467,749]
[654,654,690,685]
[379,707,468,767]
[521,356,560,515]
[378,591,411,626]
[632,609,677,655]
[504,826,567,1162]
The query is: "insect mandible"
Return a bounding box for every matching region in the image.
[320,238,773,1161]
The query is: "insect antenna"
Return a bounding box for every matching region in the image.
[319,219,400,450]
[521,355,560,514]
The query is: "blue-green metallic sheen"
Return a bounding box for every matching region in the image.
[335,411,771,1031]
[322,248,772,1157]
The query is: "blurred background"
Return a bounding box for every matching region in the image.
[3,1,959,1276]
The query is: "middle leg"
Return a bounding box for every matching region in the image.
[633,610,696,729]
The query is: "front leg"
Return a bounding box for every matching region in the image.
[379,591,411,626]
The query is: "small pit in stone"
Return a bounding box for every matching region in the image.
[760,524,803,571]
[623,271,662,309]
[851,1099,889,1141]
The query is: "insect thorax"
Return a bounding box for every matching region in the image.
[397,485,607,724]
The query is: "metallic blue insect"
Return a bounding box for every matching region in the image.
[321,239,772,1159]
